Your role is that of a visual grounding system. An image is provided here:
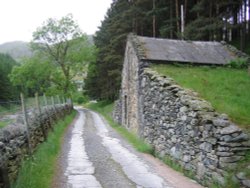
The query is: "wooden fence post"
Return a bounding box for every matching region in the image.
[50,96,58,127]
[51,96,55,107]
[43,94,48,106]
[35,93,47,140]
[57,95,60,104]
[67,98,73,106]
[20,93,32,155]
[45,95,53,131]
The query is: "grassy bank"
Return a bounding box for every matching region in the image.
[152,64,250,129]
[86,101,153,154]
[12,111,77,188]
[0,119,13,128]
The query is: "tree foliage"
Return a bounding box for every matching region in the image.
[31,14,95,97]
[86,0,250,100]
[0,53,18,101]
[9,55,52,95]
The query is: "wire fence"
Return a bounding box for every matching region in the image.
[0,93,72,187]
[0,100,21,115]
[0,93,68,128]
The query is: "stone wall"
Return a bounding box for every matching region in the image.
[0,104,73,187]
[138,68,250,186]
[114,34,250,187]
[119,37,144,133]
[113,100,122,125]
[221,41,250,62]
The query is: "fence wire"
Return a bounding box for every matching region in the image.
[0,94,67,128]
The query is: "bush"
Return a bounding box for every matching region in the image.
[72,92,89,104]
[77,96,86,104]
[228,58,249,69]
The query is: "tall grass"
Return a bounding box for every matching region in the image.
[152,64,250,129]
[12,111,76,188]
[86,101,154,154]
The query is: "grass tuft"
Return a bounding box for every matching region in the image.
[0,119,13,128]
[152,64,250,129]
[85,101,154,154]
[12,111,77,188]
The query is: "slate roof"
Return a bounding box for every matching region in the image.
[136,36,236,65]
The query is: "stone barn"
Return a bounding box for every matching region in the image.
[113,34,250,186]
[115,33,241,134]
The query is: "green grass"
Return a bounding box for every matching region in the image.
[86,101,245,187]
[12,111,77,188]
[85,101,154,154]
[0,105,21,116]
[0,119,13,128]
[152,64,250,129]
[160,155,196,179]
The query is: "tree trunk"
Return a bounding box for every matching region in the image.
[248,0,250,36]
[209,0,213,41]
[232,5,238,40]
[175,0,180,35]
[170,0,173,38]
[184,0,187,20]
[140,24,144,36]
[197,0,200,18]
[215,3,220,41]
[240,1,246,50]
[153,0,156,37]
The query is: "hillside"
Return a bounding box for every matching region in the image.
[0,41,33,61]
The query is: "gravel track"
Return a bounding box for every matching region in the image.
[53,107,203,188]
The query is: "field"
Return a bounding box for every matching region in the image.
[152,64,250,129]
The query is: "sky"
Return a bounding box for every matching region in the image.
[0,0,113,44]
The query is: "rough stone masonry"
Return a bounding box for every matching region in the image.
[0,104,73,187]
[141,69,250,186]
[113,34,250,187]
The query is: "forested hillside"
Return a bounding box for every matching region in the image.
[85,0,250,100]
[0,53,19,102]
[0,41,32,61]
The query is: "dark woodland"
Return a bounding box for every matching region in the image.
[85,0,250,100]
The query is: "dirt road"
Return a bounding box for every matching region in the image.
[53,107,203,188]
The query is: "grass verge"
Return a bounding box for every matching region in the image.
[12,110,77,188]
[0,119,13,128]
[85,101,154,154]
[152,64,250,129]
[86,101,243,187]
[159,155,195,179]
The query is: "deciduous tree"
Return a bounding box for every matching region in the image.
[31,14,95,96]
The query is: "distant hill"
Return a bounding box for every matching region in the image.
[0,36,93,61]
[0,41,33,61]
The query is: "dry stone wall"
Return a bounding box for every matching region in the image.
[139,68,250,186]
[114,65,250,187]
[0,104,73,187]
[114,34,250,187]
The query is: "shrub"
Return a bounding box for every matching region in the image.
[72,92,89,104]
[228,58,249,69]
[77,96,86,104]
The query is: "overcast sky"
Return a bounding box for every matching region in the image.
[0,0,112,44]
